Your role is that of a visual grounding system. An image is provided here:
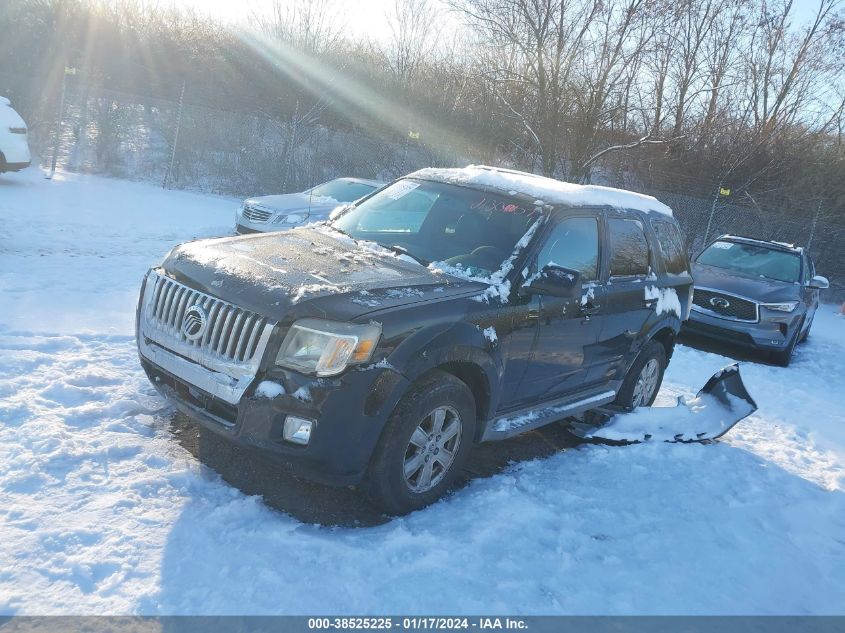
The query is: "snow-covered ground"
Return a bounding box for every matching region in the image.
[1,168,844,615]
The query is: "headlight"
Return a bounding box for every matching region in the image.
[275,318,381,376]
[272,214,289,224]
[761,301,798,312]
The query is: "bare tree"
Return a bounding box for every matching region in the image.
[384,0,439,84]
[450,0,603,176]
[253,0,346,53]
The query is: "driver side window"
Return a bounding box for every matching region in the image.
[538,216,599,281]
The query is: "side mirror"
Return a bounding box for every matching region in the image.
[524,265,581,298]
[808,275,829,290]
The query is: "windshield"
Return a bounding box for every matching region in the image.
[696,240,801,283]
[332,179,541,277]
[308,179,378,203]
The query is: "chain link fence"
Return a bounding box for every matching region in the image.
[3,71,843,301]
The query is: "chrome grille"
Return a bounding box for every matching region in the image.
[146,274,269,362]
[139,271,276,405]
[241,204,273,223]
[692,288,759,322]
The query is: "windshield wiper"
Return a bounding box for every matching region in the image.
[383,244,429,266]
[328,224,355,240]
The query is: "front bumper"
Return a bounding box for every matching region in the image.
[141,354,409,486]
[235,223,261,235]
[682,307,800,351]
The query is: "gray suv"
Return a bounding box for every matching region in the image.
[683,235,829,366]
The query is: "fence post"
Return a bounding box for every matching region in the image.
[806,199,822,251]
[703,186,720,245]
[47,66,69,180]
[163,80,186,189]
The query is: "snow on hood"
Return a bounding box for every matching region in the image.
[161,227,480,319]
[411,165,673,217]
[0,99,27,129]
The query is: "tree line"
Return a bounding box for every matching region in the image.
[1,0,843,220]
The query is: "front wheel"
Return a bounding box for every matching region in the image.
[363,370,477,515]
[614,341,667,410]
[770,320,802,367]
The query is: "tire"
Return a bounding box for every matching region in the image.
[363,370,477,515]
[771,321,802,367]
[799,314,813,343]
[614,340,667,410]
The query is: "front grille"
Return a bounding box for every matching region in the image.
[145,273,269,363]
[241,204,273,223]
[692,288,758,322]
[684,320,753,344]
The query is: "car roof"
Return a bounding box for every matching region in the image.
[329,177,385,187]
[406,165,674,218]
[716,235,804,255]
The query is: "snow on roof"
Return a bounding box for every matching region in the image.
[719,235,803,253]
[410,165,674,217]
[0,98,26,129]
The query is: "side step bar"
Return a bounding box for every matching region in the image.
[481,389,617,442]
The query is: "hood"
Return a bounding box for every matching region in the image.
[1,101,27,129]
[692,263,800,303]
[161,227,482,321]
[245,192,339,215]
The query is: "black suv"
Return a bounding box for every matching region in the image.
[136,166,692,514]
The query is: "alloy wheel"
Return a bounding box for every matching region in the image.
[632,358,660,408]
[402,405,462,493]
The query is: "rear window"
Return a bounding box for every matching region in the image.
[696,240,801,283]
[651,219,688,274]
[608,217,649,277]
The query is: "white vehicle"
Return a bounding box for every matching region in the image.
[0,96,31,174]
[236,177,384,234]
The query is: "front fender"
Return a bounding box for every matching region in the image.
[365,321,502,435]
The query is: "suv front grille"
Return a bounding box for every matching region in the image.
[146,273,270,363]
[692,288,758,322]
[241,204,273,223]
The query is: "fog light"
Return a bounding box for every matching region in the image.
[283,416,313,445]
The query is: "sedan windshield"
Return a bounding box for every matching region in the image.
[308,179,378,203]
[696,240,801,283]
[332,179,541,277]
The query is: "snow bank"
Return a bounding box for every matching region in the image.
[412,165,673,217]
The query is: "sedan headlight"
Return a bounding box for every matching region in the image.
[276,318,381,376]
[761,301,798,312]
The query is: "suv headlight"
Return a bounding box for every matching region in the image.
[275,318,381,376]
[761,301,798,312]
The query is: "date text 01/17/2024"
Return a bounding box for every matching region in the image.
[307,618,528,630]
